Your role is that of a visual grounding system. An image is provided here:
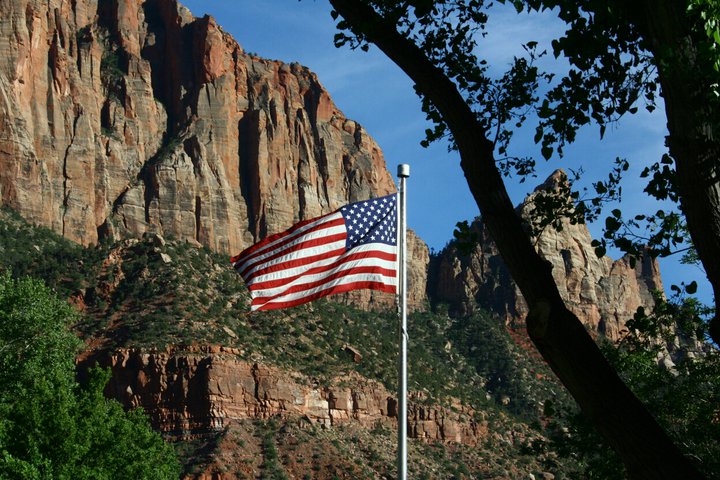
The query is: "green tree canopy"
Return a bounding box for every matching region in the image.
[0,274,180,479]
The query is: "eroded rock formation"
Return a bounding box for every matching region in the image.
[89,346,488,446]
[430,170,664,340]
[0,0,427,308]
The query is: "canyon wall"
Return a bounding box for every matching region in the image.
[430,171,664,340]
[0,0,427,308]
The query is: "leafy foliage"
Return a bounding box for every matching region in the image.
[609,294,720,478]
[688,0,720,77]
[546,292,720,479]
[0,274,180,479]
[331,0,719,269]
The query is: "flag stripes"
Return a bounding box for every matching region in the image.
[232,194,398,311]
[250,247,397,290]
[231,213,345,278]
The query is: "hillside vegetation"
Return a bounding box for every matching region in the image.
[7,208,717,479]
[0,208,589,478]
[1,208,717,479]
[0,272,180,478]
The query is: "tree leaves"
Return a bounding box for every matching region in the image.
[452,220,479,255]
[0,275,180,479]
[688,0,720,74]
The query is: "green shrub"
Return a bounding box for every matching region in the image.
[0,274,180,479]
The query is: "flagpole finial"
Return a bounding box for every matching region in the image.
[397,164,410,178]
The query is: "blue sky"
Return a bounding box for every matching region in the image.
[181,0,711,304]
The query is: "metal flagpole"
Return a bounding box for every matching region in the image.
[397,163,409,480]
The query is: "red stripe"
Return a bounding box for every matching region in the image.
[244,246,346,284]
[250,250,397,290]
[233,216,345,270]
[231,214,343,265]
[237,231,347,279]
[250,265,396,304]
[253,281,397,311]
[241,238,348,282]
[230,213,334,263]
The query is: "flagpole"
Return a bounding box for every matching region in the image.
[397,163,409,480]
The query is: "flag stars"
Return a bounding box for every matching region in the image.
[341,194,398,248]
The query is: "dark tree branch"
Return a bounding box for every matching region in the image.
[330,1,705,478]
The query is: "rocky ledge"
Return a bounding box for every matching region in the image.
[83,346,493,446]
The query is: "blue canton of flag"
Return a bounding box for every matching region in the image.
[340,194,397,249]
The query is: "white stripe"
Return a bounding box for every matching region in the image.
[250,256,398,298]
[252,272,397,311]
[236,216,345,275]
[249,242,398,285]
[248,252,342,287]
[233,212,344,273]
[242,238,347,280]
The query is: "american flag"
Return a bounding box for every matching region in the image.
[231,193,398,311]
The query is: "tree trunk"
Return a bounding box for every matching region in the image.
[624,0,720,345]
[330,1,706,478]
[670,131,720,345]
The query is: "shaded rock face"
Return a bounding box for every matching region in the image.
[91,347,487,446]
[430,170,663,340]
[0,0,428,308]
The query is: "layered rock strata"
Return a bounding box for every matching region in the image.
[431,170,664,340]
[91,346,488,446]
[0,0,427,308]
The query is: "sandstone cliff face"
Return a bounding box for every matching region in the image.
[0,0,427,308]
[90,346,488,446]
[430,171,664,340]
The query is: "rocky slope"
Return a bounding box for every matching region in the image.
[430,170,664,340]
[0,0,428,309]
[87,346,565,478]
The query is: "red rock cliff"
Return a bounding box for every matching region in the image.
[0,0,428,308]
[0,0,392,249]
[88,346,489,446]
